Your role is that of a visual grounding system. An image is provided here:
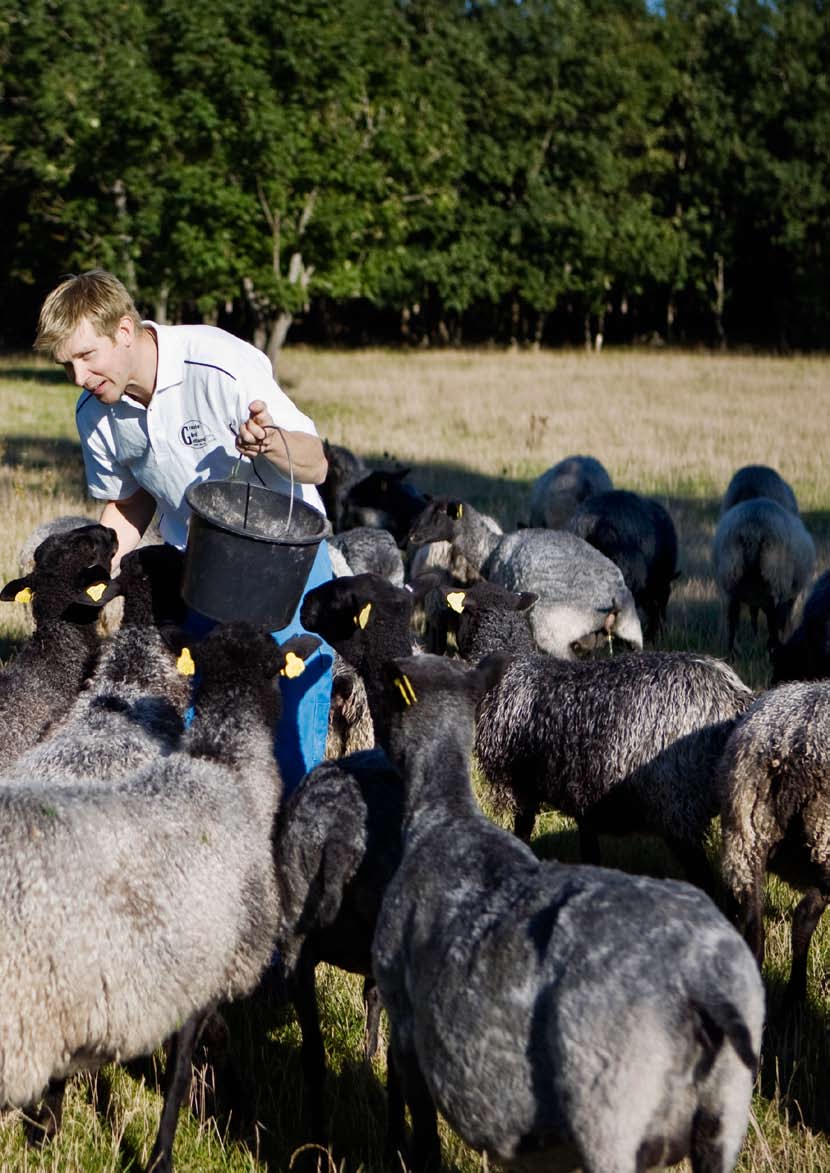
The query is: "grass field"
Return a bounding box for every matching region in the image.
[1,348,829,1171]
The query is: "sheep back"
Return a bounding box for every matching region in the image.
[528,454,613,528]
[722,465,798,515]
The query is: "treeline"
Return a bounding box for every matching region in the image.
[1,0,828,356]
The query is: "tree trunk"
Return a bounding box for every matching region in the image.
[712,252,726,349]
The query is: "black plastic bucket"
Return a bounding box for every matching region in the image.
[182,479,332,628]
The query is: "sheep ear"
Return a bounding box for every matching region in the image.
[277,634,322,678]
[75,564,113,607]
[0,575,34,603]
[354,601,372,629]
[473,651,512,697]
[448,500,464,520]
[517,592,538,611]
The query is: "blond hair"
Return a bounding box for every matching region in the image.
[35,270,143,358]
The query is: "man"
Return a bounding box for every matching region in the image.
[35,269,333,791]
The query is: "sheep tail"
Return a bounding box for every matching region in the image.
[690,998,759,1078]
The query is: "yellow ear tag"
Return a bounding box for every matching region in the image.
[281,651,306,679]
[85,582,107,603]
[177,647,196,676]
[14,587,33,604]
[393,675,418,705]
[356,602,372,629]
[446,591,466,614]
[457,503,463,518]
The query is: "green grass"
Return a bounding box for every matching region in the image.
[2,348,830,1170]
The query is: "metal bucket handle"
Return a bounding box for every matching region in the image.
[230,424,295,535]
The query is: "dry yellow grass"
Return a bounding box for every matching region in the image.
[1,347,830,1170]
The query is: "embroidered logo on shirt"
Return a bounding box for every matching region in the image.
[180,420,215,449]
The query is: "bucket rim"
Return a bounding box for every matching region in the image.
[185,479,332,547]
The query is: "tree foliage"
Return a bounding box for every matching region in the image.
[1,0,827,351]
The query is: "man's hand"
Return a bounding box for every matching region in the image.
[235,400,328,485]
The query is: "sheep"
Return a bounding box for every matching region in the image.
[722,464,799,515]
[327,526,405,587]
[0,523,117,769]
[771,569,830,683]
[452,590,752,886]
[273,572,418,1136]
[341,467,430,543]
[407,497,643,658]
[319,440,368,531]
[0,622,319,1173]
[719,679,830,1004]
[528,453,613,528]
[565,489,679,640]
[5,545,190,788]
[437,579,538,660]
[712,498,815,653]
[372,651,765,1173]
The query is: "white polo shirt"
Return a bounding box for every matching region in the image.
[76,322,325,550]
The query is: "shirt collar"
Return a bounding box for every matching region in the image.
[143,321,185,395]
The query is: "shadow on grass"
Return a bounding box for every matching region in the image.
[759,974,830,1136]
[2,435,84,470]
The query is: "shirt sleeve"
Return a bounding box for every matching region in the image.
[75,393,141,502]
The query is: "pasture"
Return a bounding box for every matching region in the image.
[1,348,829,1171]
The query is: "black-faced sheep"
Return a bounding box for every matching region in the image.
[407,497,643,658]
[0,623,319,1173]
[6,545,189,788]
[372,651,765,1173]
[719,679,830,1003]
[528,453,613,528]
[0,524,117,769]
[722,464,799,515]
[276,573,417,1137]
[771,570,830,683]
[712,498,815,653]
[566,488,679,640]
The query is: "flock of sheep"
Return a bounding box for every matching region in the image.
[0,447,828,1173]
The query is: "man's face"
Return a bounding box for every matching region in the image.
[55,316,134,405]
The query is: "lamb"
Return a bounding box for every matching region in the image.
[528,453,613,528]
[719,679,830,1003]
[712,497,815,653]
[771,570,830,683]
[319,440,430,541]
[566,488,679,640]
[722,464,799,515]
[437,578,538,659]
[273,573,418,1135]
[372,651,765,1173]
[407,497,642,658]
[0,523,117,769]
[449,588,752,886]
[5,544,190,788]
[0,622,319,1173]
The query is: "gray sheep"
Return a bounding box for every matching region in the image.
[722,464,799,515]
[408,497,642,658]
[529,453,613,528]
[566,488,679,640]
[719,679,830,1003]
[771,569,830,683]
[712,497,815,653]
[6,545,190,788]
[0,623,318,1173]
[372,651,765,1173]
[0,523,117,769]
[450,587,752,887]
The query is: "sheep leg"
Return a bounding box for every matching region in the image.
[22,1078,66,1145]
[145,1005,215,1173]
[363,977,382,1061]
[666,837,718,898]
[689,1105,731,1173]
[513,800,539,843]
[387,1045,440,1173]
[749,605,759,635]
[289,952,327,1140]
[577,819,601,866]
[740,876,766,970]
[786,887,830,1004]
